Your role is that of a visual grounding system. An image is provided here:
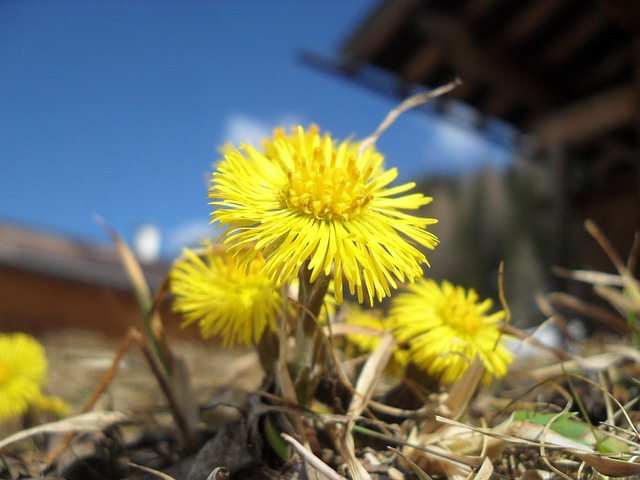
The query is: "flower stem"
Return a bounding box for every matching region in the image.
[290,263,330,407]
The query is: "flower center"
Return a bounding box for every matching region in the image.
[441,300,482,334]
[283,148,374,221]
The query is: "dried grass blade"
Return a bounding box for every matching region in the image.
[585,220,640,302]
[206,467,230,480]
[388,446,434,480]
[95,215,171,373]
[509,420,594,452]
[433,416,576,450]
[552,267,625,287]
[276,291,307,441]
[128,462,178,480]
[149,274,172,359]
[628,230,640,272]
[95,214,152,314]
[529,352,624,378]
[0,411,127,449]
[573,453,640,477]
[347,332,394,419]
[547,292,631,333]
[595,284,640,314]
[281,433,348,480]
[334,329,397,468]
[445,357,484,421]
[473,457,494,480]
[585,220,626,274]
[333,423,372,480]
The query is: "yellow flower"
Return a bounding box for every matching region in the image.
[170,244,282,347]
[391,280,513,384]
[32,393,72,418]
[0,333,48,420]
[210,125,438,305]
[342,303,408,370]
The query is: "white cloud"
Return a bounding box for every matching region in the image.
[222,112,303,148]
[424,119,510,174]
[164,217,217,255]
[223,113,271,148]
[430,122,486,170]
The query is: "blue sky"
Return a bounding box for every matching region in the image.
[0,1,515,257]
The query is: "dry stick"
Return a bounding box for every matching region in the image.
[547,292,632,333]
[497,262,511,326]
[584,220,627,273]
[358,78,462,157]
[552,266,626,287]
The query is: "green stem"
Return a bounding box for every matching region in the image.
[290,262,330,407]
[256,327,280,380]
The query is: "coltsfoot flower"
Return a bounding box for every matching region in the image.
[0,332,48,420]
[170,244,282,347]
[342,303,408,370]
[210,125,438,305]
[391,279,513,384]
[32,393,72,418]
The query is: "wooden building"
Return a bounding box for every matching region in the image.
[313,0,640,271]
[0,222,185,338]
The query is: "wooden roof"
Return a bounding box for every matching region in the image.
[335,0,639,167]
[0,222,168,291]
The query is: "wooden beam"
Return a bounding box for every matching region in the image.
[339,0,421,65]
[576,49,632,92]
[415,12,557,110]
[449,79,483,103]
[531,83,636,146]
[539,12,606,67]
[500,0,571,45]
[462,0,506,19]
[401,43,445,84]
[595,0,640,32]
[482,92,519,119]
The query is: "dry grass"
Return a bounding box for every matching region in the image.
[1,219,639,477]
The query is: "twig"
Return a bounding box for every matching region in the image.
[358,78,462,157]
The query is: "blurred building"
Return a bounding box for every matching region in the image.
[313,0,639,274]
[0,221,186,338]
